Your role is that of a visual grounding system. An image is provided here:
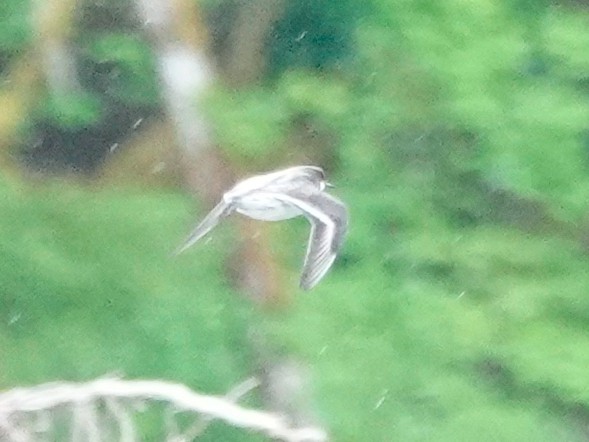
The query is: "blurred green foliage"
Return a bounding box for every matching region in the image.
[81,32,160,106]
[267,0,366,75]
[0,179,261,440]
[207,71,351,160]
[2,0,589,440]
[36,92,103,129]
[0,0,30,58]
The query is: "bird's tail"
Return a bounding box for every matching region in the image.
[173,201,233,256]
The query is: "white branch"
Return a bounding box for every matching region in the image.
[183,376,261,440]
[106,398,136,442]
[0,377,327,442]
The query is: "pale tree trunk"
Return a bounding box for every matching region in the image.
[0,0,78,172]
[34,0,81,96]
[222,0,286,86]
[0,55,41,170]
[134,0,232,199]
[134,0,286,304]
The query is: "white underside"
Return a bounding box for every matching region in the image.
[236,205,301,221]
[234,195,302,221]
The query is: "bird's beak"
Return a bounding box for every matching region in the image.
[326,182,335,188]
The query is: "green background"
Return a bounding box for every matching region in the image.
[2,0,589,440]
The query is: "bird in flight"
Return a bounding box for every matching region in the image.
[175,165,348,290]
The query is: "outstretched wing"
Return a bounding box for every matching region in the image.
[174,200,234,255]
[266,191,348,290]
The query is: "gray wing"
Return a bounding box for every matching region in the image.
[267,191,348,290]
[174,200,234,255]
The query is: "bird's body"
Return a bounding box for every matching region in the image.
[175,165,348,290]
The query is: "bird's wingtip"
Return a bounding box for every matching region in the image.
[170,248,183,259]
[299,279,315,291]
[171,241,191,258]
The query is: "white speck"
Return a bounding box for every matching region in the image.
[457,291,466,299]
[373,388,389,410]
[319,345,328,355]
[204,237,213,245]
[8,313,21,325]
[132,118,144,129]
[295,31,307,42]
[109,143,119,153]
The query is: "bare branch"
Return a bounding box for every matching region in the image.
[0,377,327,442]
[106,398,136,442]
[182,376,261,440]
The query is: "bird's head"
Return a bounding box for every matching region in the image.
[306,166,331,191]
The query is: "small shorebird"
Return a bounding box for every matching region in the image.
[175,165,348,290]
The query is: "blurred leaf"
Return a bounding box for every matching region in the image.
[38,92,102,129]
[83,33,159,106]
[0,0,31,54]
[546,10,589,80]
[267,0,365,75]
[206,87,289,160]
[278,71,351,123]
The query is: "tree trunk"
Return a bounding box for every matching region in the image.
[222,0,286,86]
[134,0,285,303]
